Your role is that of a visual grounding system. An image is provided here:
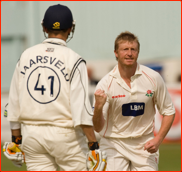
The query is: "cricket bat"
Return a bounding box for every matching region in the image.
[8,142,21,152]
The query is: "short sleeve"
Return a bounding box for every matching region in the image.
[70,62,93,127]
[155,73,175,116]
[8,62,21,122]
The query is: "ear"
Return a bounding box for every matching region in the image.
[114,50,118,58]
[42,25,48,33]
[67,27,72,35]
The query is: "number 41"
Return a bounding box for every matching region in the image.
[34,73,54,97]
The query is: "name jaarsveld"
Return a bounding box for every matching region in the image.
[20,55,69,81]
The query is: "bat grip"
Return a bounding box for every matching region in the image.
[8,142,21,152]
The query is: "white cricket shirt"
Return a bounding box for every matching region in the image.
[7,38,93,128]
[93,64,175,138]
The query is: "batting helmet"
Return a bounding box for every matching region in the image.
[42,4,73,30]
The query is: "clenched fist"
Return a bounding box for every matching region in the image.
[94,89,107,109]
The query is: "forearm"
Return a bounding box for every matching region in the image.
[155,114,175,143]
[144,114,175,153]
[10,122,22,143]
[80,125,97,142]
[10,121,21,136]
[11,129,21,136]
[11,128,22,144]
[93,105,105,132]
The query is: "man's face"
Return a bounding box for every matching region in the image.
[114,41,139,67]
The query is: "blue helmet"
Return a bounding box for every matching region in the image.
[42,4,73,30]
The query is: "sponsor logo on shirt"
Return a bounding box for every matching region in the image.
[4,103,8,117]
[122,102,145,117]
[46,48,54,52]
[112,95,125,98]
[4,110,7,117]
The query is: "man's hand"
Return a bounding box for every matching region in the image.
[144,114,175,154]
[93,89,107,132]
[86,142,107,171]
[94,89,107,110]
[144,137,161,153]
[3,142,25,167]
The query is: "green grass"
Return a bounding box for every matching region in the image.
[158,143,181,171]
[1,143,181,171]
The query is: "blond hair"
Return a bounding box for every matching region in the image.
[114,31,140,52]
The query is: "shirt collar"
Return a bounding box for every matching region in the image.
[42,38,67,47]
[135,63,143,75]
[109,63,142,79]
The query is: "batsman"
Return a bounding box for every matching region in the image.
[3,4,106,171]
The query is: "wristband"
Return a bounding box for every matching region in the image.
[88,141,99,150]
[12,135,22,144]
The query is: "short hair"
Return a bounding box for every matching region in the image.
[114,31,140,52]
[47,28,69,35]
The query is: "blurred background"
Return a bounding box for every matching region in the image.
[1,1,181,171]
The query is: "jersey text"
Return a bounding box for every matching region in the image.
[21,56,69,81]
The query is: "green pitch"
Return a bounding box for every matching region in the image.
[158,143,181,171]
[1,143,181,171]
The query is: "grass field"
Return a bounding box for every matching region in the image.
[1,143,181,171]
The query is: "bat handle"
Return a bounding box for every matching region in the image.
[8,142,21,152]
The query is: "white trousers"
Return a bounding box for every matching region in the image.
[21,124,88,171]
[100,133,159,171]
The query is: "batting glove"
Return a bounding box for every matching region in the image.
[86,142,107,171]
[3,135,25,167]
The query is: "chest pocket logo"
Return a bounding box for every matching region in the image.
[122,102,145,117]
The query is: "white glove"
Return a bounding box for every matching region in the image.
[3,142,25,167]
[86,149,107,171]
[86,142,107,171]
[11,160,24,168]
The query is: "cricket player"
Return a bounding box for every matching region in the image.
[93,31,175,171]
[3,4,106,171]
